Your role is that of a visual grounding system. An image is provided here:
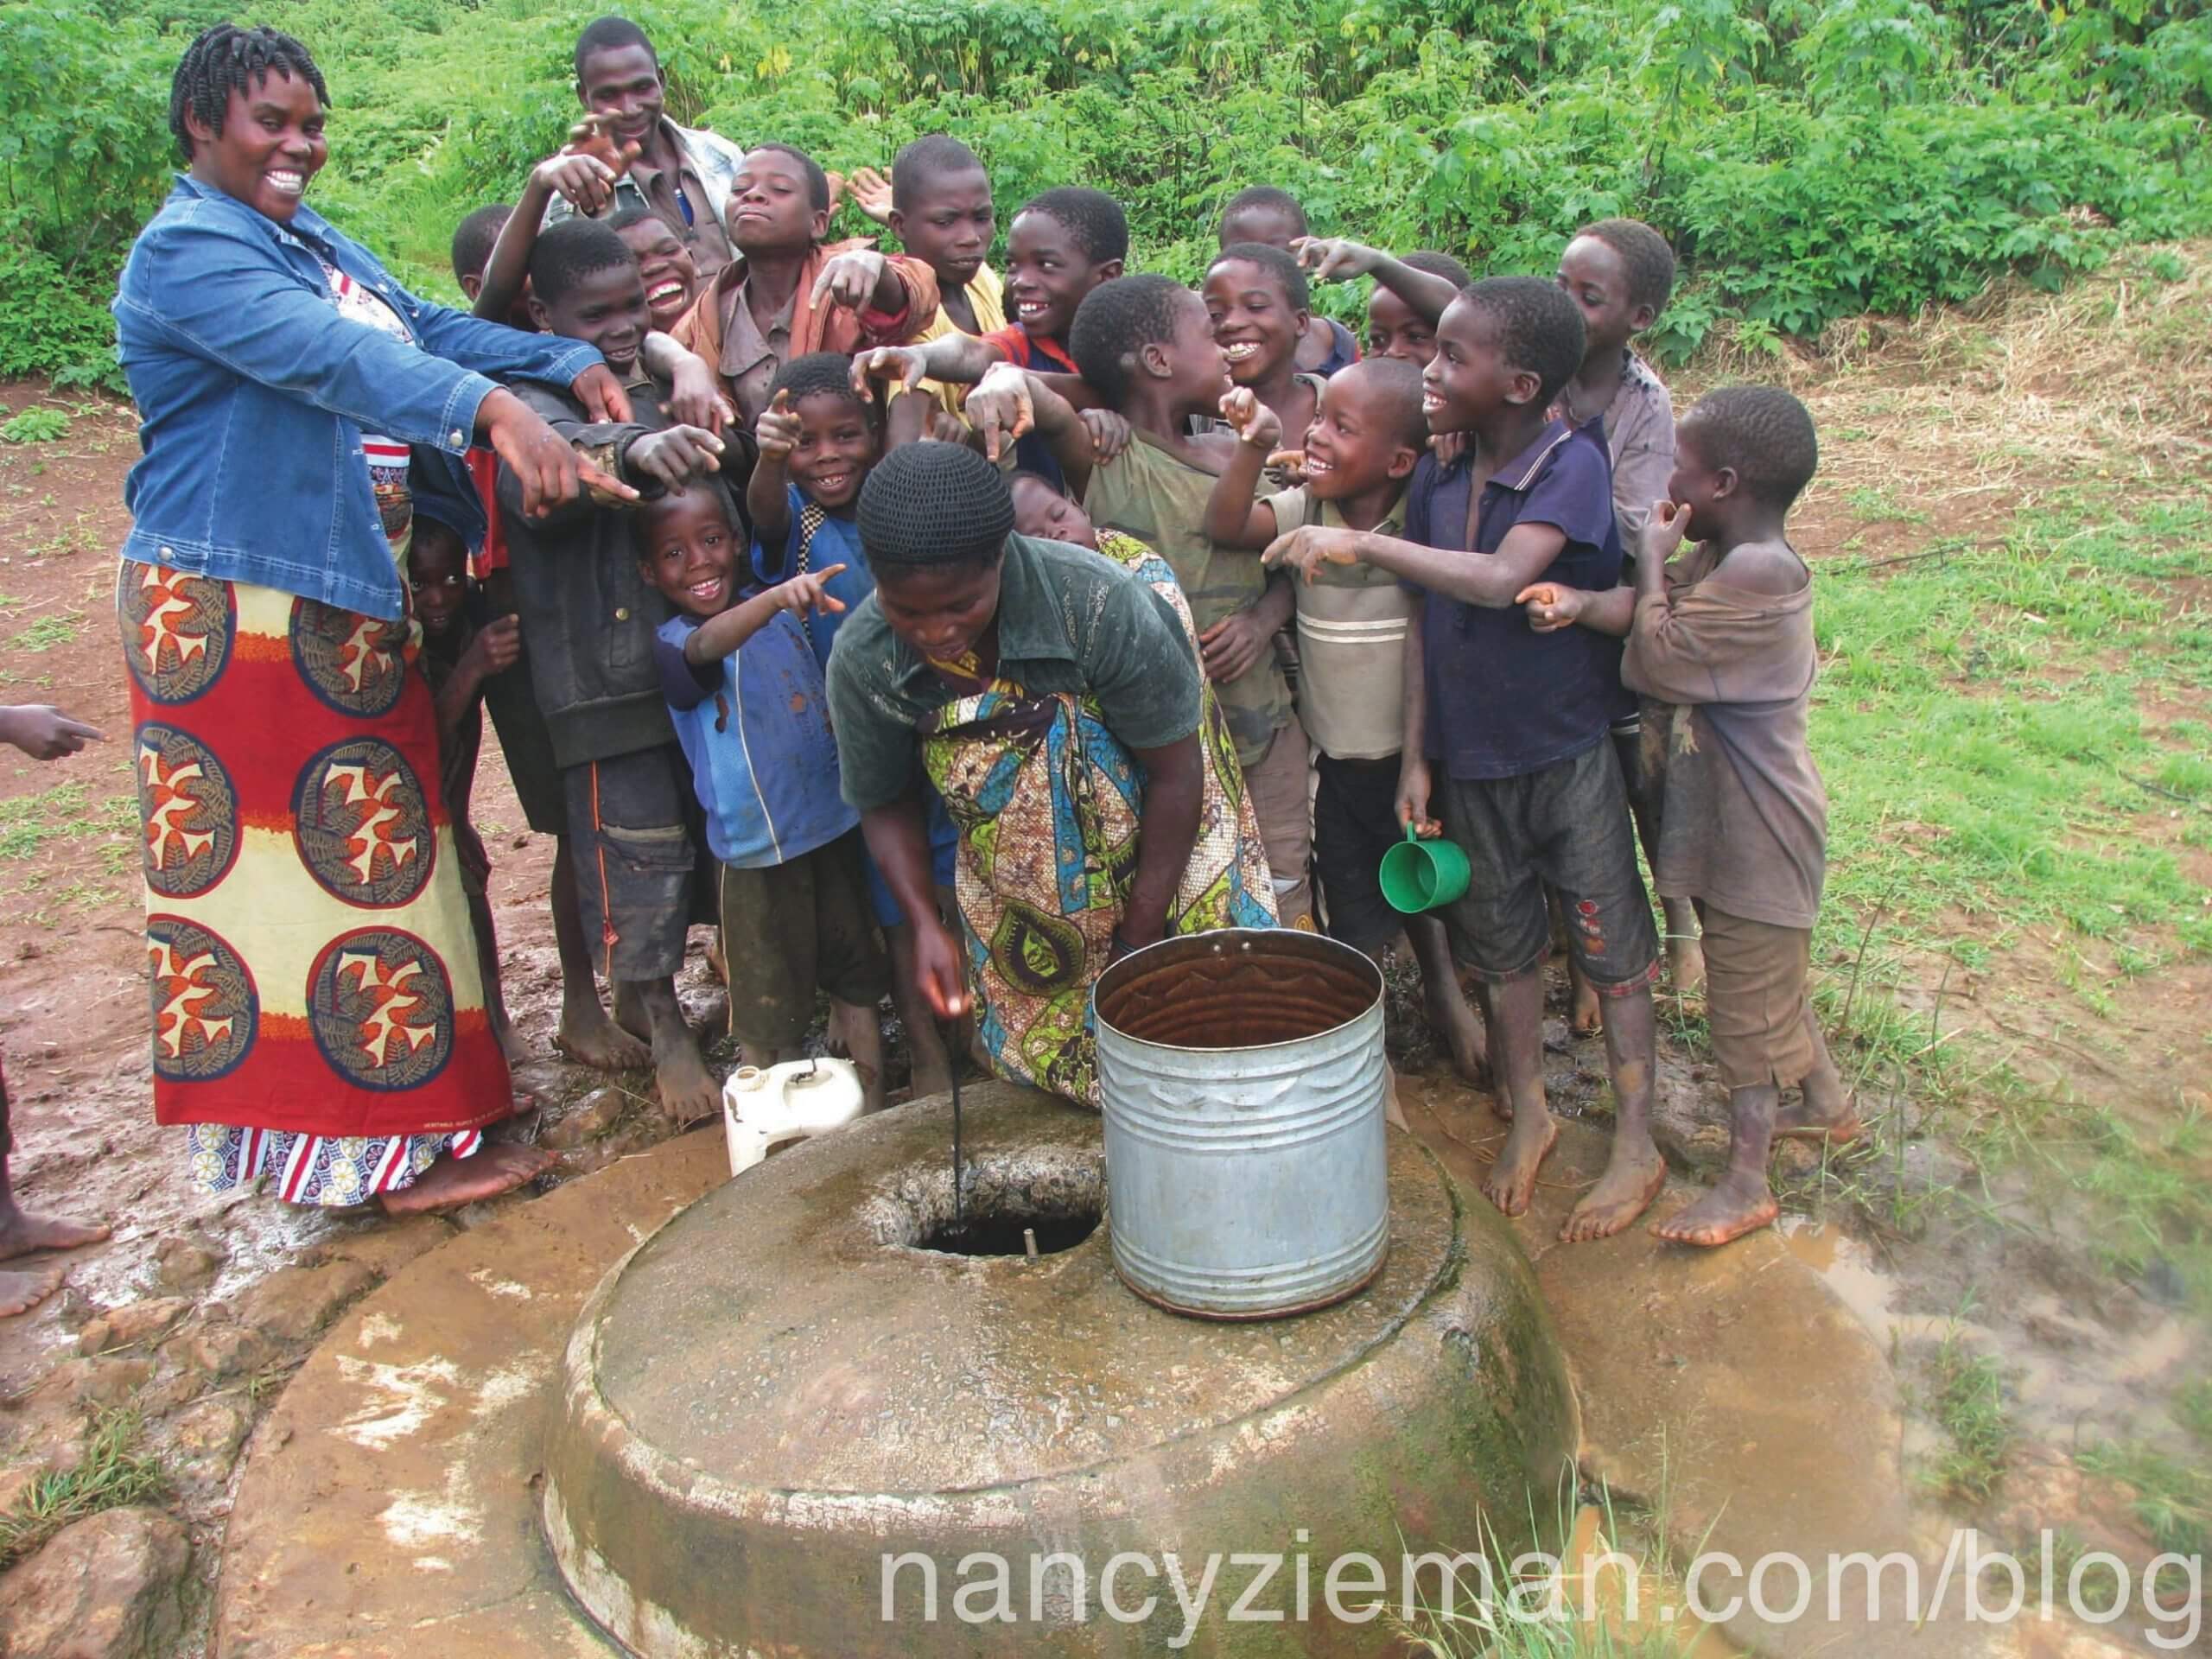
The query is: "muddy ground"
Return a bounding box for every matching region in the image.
[0,267,2205,1659]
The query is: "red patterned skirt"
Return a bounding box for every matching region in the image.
[119,559,512,1203]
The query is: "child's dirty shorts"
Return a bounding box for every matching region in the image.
[720,830,893,1052]
[1435,739,1658,994]
[563,745,706,982]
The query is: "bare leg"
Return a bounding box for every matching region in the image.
[1560,982,1668,1243]
[378,1142,557,1217]
[1480,971,1558,1217]
[466,885,529,1069]
[886,920,954,1099]
[627,976,719,1126]
[830,999,887,1112]
[1774,1008,1860,1143]
[1654,1083,1780,1247]
[1406,918,1490,1088]
[1661,896,1706,994]
[550,839,652,1071]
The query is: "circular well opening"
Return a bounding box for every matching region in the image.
[872,1145,1108,1260]
[919,1206,1100,1257]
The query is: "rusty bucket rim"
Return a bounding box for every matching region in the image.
[1091,927,1385,1055]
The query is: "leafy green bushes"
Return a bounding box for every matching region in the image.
[0,0,2205,379]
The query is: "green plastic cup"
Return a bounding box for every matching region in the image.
[1379,824,1471,915]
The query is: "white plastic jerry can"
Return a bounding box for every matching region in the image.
[722,1057,867,1179]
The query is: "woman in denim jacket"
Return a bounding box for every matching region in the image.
[115,25,633,1214]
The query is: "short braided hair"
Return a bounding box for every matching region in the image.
[1455,276,1586,408]
[1069,275,1191,408]
[168,24,329,165]
[1209,242,1311,312]
[858,442,1014,569]
[767,351,875,422]
[450,203,511,286]
[1574,218,1676,315]
[1682,386,1819,510]
[892,135,988,213]
[527,217,637,307]
[1015,187,1128,266]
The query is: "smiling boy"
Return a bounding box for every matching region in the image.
[1264,277,1665,1243]
[642,480,890,1094]
[670,143,938,428]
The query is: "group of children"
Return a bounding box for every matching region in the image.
[414,11,1856,1249]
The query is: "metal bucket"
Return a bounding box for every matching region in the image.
[1093,929,1389,1319]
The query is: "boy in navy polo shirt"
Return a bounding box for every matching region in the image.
[641,479,890,1103]
[1264,276,1664,1245]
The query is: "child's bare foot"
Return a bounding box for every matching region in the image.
[0,1264,65,1318]
[497,1020,532,1069]
[652,1038,720,1128]
[556,1000,652,1071]
[1662,899,1704,995]
[1773,1095,1862,1147]
[611,982,654,1047]
[1650,1172,1779,1248]
[379,1143,556,1216]
[0,1205,111,1262]
[1560,1137,1667,1243]
[1481,1108,1558,1217]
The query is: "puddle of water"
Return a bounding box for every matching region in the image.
[1779,1217,1901,1348]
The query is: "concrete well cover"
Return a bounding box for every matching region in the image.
[543,1082,1579,1656]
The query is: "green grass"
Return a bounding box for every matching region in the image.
[0,1409,168,1571]
[1921,1326,2013,1504]
[2075,1441,2210,1560]
[9,610,85,652]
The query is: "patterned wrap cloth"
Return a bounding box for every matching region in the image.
[921,531,1276,1108]
[128,261,508,1208]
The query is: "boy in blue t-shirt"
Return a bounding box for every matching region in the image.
[1263,277,1663,1247]
[640,479,889,1102]
[747,351,960,1097]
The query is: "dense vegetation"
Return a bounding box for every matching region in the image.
[0,0,2207,382]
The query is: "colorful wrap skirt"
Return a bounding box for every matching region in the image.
[119,558,512,1205]
[919,533,1277,1109]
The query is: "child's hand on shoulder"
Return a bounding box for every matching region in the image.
[461,614,523,680]
[1218,388,1282,452]
[1080,407,1132,462]
[773,566,850,620]
[1514,582,1586,633]
[1428,430,1469,468]
[853,345,927,398]
[756,388,803,460]
[813,250,887,311]
[665,352,734,435]
[1262,523,1363,584]
[626,424,727,488]
[963,365,1035,463]
[1644,499,1690,564]
[1290,237,1381,283]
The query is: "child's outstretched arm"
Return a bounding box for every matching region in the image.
[853,334,1007,399]
[1204,389,1290,550]
[969,366,1103,494]
[639,334,736,435]
[473,144,624,321]
[683,566,849,665]
[747,390,802,545]
[1396,598,1439,837]
[1291,238,1460,328]
[1264,519,1567,610]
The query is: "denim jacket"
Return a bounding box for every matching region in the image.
[113,175,605,620]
